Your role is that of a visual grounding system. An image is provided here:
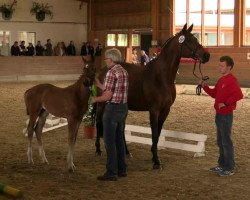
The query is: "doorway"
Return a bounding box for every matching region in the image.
[141,34,152,55]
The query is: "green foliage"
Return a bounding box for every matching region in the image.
[82,104,95,127]
[83,85,98,127]
[0,0,17,14]
[30,2,53,18]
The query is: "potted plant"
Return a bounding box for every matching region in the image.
[83,103,96,139]
[30,2,53,21]
[0,0,17,20]
[82,85,98,139]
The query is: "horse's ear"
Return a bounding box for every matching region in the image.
[82,56,87,63]
[182,23,187,32]
[187,24,193,33]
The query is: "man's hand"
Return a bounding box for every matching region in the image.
[218,103,226,109]
[94,78,104,90]
[91,96,97,104]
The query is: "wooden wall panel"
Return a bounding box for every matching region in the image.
[94,0,150,15]
[0,57,84,81]
[94,14,151,30]
[92,0,151,30]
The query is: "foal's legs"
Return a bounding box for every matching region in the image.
[67,117,81,172]
[27,114,39,164]
[35,110,49,164]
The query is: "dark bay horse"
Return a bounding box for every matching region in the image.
[24,61,96,172]
[95,24,210,169]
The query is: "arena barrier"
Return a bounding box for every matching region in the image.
[125,125,207,157]
[23,114,68,136]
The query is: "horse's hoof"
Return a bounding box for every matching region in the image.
[153,164,162,170]
[126,152,133,158]
[68,168,74,173]
[95,151,102,156]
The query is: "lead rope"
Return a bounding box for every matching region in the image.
[194,62,209,95]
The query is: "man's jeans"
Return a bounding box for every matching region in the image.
[103,103,128,177]
[215,113,234,171]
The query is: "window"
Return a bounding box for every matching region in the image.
[204,0,218,46]
[174,0,234,46]
[0,31,11,56]
[0,30,10,47]
[106,33,128,47]
[244,0,250,45]
[107,34,116,46]
[189,0,202,43]
[132,34,140,46]
[117,34,127,46]
[175,0,186,27]
[220,0,234,45]
[18,31,36,45]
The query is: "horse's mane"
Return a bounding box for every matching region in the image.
[161,31,182,49]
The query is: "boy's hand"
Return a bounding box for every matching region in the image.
[198,80,207,88]
[218,103,226,109]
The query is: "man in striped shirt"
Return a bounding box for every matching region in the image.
[92,48,129,181]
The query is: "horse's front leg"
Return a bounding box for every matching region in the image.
[150,107,170,169]
[95,102,105,156]
[95,119,103,156]
[149,110,161,169]
[67,118,80,172]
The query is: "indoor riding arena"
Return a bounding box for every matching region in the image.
[0,0,250,200]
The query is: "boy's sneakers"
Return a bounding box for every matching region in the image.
[209,166,223,173]
[218,170,235,176]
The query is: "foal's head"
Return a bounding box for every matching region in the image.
[175,24,210,63]
[82,61,96,87]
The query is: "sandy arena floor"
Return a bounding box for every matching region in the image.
[0,81,249,200]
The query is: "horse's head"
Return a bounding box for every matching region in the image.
[82,58,96,87]
[177,24,210,63]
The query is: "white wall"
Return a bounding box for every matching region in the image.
[0,0,88,55]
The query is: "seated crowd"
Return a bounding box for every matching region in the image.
[10,39,103,59]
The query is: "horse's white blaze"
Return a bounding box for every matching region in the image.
[38,145,49,164]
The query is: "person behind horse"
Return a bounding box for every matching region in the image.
[11,41,20,56]
[140,50,149,66]
[66,40,76,56]
[35,41,44,56]
[44,39,53,56]
[92,48,129,181]
[131,48,139,64]
[199,56,243,176]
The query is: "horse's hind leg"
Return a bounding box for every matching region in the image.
[27,115,39,164]
[67,118,81,172]
[35,110,49,164]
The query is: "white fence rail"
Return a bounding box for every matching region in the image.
[125,125,207,157]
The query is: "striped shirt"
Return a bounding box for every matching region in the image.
[104,64,129,104]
